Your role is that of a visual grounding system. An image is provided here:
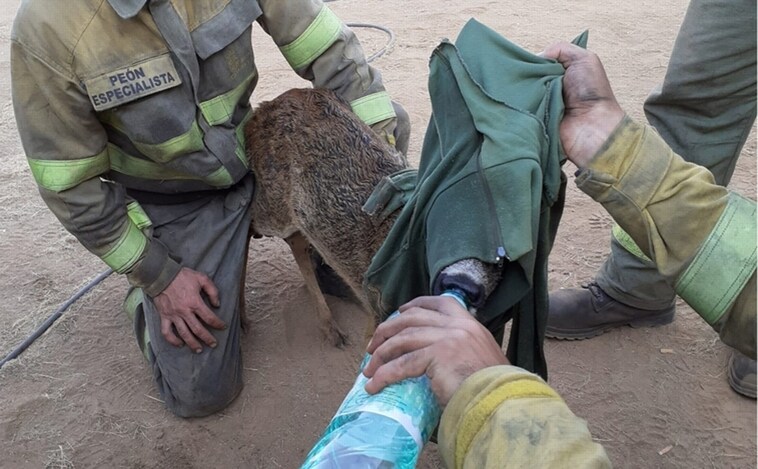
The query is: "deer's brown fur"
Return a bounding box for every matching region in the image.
[244,88,408,346]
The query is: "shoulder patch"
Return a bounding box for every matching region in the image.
[84,54,182,111]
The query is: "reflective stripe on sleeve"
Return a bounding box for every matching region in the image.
[199,70,257,126]
[126,201,152,230]
[279,5,342,70]
[27,149,110,192]
[350,91,396,126]
[102,218,148,274]
[675,193,757,325]
[612,223,652,262]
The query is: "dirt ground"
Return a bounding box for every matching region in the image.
[1,0,756,467]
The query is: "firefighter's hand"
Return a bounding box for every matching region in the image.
[153,267,225,353]
[363,296,509,407]
[371,100,411,156]
[541,42,625,168]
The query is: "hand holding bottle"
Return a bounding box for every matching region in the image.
[363,295,509,406]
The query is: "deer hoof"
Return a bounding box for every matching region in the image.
[324,323,349,349]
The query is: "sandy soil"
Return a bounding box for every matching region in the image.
[0,0,755,468]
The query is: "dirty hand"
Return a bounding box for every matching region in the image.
[152,267,225,353]
[542,42,625,168]
[371,100,411,155]
[363,296,509,407]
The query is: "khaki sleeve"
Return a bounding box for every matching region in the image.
[256,0,400,142]
[11,39,180,296]
[439,366,611,469]
[576,117,756,358]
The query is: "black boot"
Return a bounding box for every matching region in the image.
[546,282,675,339]
[728,350,757,399]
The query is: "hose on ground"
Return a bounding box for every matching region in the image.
[0,268,113,369]
[323,1,396,63]
[345,23,396,63]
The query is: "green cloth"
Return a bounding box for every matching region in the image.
[362,19,587,378]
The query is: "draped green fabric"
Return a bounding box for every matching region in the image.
[363,19,587,378]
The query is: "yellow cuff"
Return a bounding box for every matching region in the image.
[440,366,562,469]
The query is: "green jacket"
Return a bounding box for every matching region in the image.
[363,19,586,377]
[12,0,397,296]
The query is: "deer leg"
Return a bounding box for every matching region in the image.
[285,232,348,348]
[239,231,253,333]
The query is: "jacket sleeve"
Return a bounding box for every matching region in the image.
[439,366,611,469]
[10,39,180,296]
[257,0,400,142]
[576,117,756,358]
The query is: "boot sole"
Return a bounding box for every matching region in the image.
[545,313,675,340]
[728,366,757,399]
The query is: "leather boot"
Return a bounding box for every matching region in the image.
[728,350,757,399]
[546,282,675,339]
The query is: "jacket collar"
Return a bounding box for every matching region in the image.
[107,0,149,19]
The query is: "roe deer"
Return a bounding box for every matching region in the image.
[245,88,500,346]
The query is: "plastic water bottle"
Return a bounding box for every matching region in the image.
[300,291,468,469]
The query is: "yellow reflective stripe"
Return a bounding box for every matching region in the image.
[109,144,187,180]
[199,71,257,126]
[123,288,144,324]
[612,224,652,262]
[455,378,560,469]
[126,201,152,230]
[205,166,235,186]
[27,149,110,192]
[132,121,205,163]
[123,288,151,361]
[350,91,396,126]
[675,193,757,325]
[235,109,254,167]
[279,5,342,70]
[99,112,204,163]
[108,144,233,187]
[102,219,147,274]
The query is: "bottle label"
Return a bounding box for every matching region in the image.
[331,352,441,450]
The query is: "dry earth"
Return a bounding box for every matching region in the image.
[0,0,755,468]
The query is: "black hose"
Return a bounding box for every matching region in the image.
[345,22,396,63]
[0,268,113,369]
[321,1,396,62]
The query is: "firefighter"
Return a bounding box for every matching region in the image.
[546,0,757,399]
[11,0,409,418]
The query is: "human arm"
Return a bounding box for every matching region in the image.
[10,33,223,352]
[363,296,610,469]
[544,42,756,358]
[257,0,409,153]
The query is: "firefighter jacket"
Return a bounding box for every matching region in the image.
[362,19,587,377]
[11,0,398,296]
[577,117,756,359]
[439,365,611,469]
